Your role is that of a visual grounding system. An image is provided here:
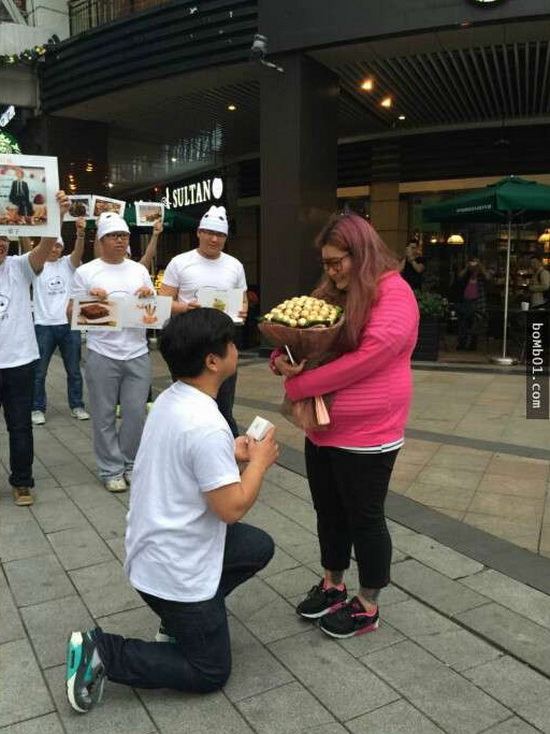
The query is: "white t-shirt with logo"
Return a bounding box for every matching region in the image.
[33,255,76,326]
[124,381,240,602]
[0,254,39,369]
[162,249,247,303]
[71,258,153,361]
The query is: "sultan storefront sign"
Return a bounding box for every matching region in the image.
[162,175,224,210]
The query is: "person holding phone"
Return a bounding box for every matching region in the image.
[270,212,419,638]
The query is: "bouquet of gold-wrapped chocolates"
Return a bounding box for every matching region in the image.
[258,296,345,431]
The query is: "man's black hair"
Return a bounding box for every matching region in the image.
[159,308,235,379]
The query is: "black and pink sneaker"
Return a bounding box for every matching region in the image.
[319,596,379,638]
[296,579,348,619]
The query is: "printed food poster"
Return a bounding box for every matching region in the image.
[71,297,122,331]
[196,287,244,323]
[117,295,172,329]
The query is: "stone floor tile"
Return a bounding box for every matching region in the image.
[226,575,281,619]
[429,445,492,471]
[381,598,457,638]
[0,639,54,727]
[105,536,126,563]
[0,713,65,734]
[258,545,302,579]
[460,569,550,629]
[269,629,399,720]
[0,568,25,643]
[390,559,489,615]
[0,517,50,562]
[29,498,88,534]
[96,604,160,641]
[364,640,509,734]
[264,566,320,600]
[476,473,547,499]
[44,664,157,734]
[415,465,483,491]
[20,595,94,668]
[338,619,405,657]
[462,512,539,552]
[414,628,502,672]
[47,463,99,487]
[392,533,484,579]
[468,493,545,523]
[238,593,308,644]
[260,488,317,533]
[300,724,349,734]
[47,525,115,571]
[236,681,335,734]
[456,602,550,678]
[486,454,550,481]
[244,503,318,550]
[69,560,145,617]
[223,617,295,702]
[139,689,253,734]
[4,553,74,607]
[463,656,550,733]
[346,699,446,734]
[405,481,476,513]
[482,718,544,734]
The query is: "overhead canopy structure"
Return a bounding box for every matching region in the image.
[423,176,550,364]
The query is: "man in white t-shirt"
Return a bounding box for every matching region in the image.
[69,212,154,493]
[0,191,69,506]
[65,308,278,712]
[159,205,247,436]
[30,216,89,425]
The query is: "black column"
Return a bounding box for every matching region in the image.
[260,54,339,312]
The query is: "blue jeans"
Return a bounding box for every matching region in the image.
[95,523,274,692]
[33,324,84,412]
[0,361,35,487]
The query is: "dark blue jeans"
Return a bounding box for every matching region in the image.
[216,372,239,437]
[33,324,84,412]
[95,522,274,692]
[0,361,35,487]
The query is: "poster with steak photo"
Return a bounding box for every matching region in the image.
[71,297,122,331]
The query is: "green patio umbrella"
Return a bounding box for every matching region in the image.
[424,176,550,364]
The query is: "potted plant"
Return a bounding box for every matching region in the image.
[412,290,448,361]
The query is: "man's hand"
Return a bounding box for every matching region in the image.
[75,216,86,234]
[58,190,70,217]
[274,354,306,377]
[89,287,108,300]
[234,435,250,463]
[186,300,201,311]
[135,286,155,298]
[247,427,279,471]
[152,219,163,235]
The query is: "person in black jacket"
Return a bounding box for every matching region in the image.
[9,169,33,218]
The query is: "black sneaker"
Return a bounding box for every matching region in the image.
[319,596,379,638]
[66,628,106,713]
[296,580,348,619]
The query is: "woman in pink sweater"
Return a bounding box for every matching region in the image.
[271,212,419,638]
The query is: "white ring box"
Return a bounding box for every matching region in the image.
[246,415,274,441]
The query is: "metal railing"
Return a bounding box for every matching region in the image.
[68,0,171,35]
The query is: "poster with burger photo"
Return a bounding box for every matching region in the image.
[0,153,60,238]
[71,297,122,331]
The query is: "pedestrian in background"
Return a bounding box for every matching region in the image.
[29,216,89,425]
[159,205,247,436]
[270,211,419,638]
[0,190,70,506]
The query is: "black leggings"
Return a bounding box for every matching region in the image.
[305,438,399,589]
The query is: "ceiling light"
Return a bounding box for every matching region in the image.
[398,115,406,121]
[227,104,237,111]
[447,234,465,245]
[360,78,374,91]
[430,235,438,244]
[538,229,550,243]
[107,182,114,189]
[171,157,177,162]
[380,96,393,108]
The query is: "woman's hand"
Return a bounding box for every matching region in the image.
[274,354,306,377]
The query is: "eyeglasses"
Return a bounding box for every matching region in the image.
[321,253,350,271]
[106,232,130,240]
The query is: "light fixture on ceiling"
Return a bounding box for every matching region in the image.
[429,234,438,244]
[171,157,177,162]
[380,96,393,108]
[107,182,114,189]
[447,234,465,245]
[227,104,237,111]
[85,161,94,173]
[360,78,374,91]
[537,229,550,243]
[398,114,406,121]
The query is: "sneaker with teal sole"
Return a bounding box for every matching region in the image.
[66,629,106,713]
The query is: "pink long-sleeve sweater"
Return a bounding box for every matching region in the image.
[284,271,419,447]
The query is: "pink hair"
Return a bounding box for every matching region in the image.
[312,212,399,352]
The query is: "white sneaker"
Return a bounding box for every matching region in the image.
[31,411,46,425]
[71,407,90,421]
[104,476,127,493]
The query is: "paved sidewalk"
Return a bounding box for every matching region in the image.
[2,352,550,733]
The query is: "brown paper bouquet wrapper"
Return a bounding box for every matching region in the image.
[258,320,345,431]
